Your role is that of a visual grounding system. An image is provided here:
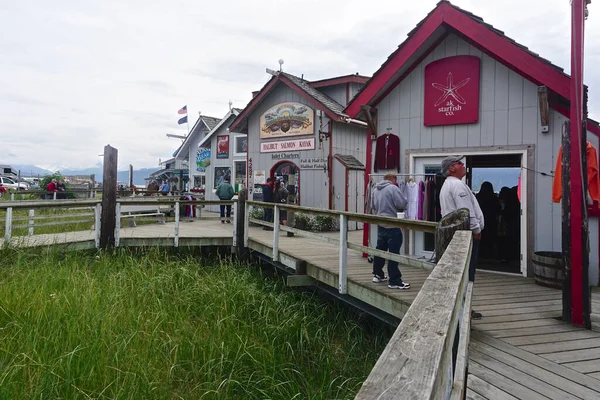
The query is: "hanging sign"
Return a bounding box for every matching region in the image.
[260,138,315,153]
[260,102,314,139]
[216,135,229,159]
[196,147,211,172]
[424,55,480,127]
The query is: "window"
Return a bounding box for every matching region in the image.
[233,135,248,156]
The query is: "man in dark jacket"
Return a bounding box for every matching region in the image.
[372,172,410,289]
[262,178,274,230]
[215,178,235,223]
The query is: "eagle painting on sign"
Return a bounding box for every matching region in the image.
[260,102,314,139]
[424,55,481,126]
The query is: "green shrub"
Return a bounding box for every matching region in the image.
[313,215,336,232]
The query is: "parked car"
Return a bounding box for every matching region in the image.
[0,176,28,190]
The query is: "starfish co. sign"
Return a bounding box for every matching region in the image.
[424,55,480,126]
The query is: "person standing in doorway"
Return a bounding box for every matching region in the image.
[372,172,410,290]
[262,178,274,230]
[215,177,235,223]
[274,178,289,226]
[439,155,484,320]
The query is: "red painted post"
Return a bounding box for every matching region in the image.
[570,0,586,326]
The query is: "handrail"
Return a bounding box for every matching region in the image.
[246,200,437,233]
[355,231,473,400]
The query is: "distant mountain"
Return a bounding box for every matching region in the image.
[10,164,159,186]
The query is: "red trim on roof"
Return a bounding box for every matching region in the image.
[550,103,600,139]
[346,1,574,118]
[229,77,279,133]
[442,4,570,99]
[278,74,343,121]
[345,6,444,118]
[310,74,370,88]
[372,33,449,107]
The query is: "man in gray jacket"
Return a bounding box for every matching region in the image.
[372,172,410,289]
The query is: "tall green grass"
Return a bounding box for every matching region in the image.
[0,248,391,399]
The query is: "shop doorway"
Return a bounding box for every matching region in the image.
[271,161,299,205]
[410,150,528,276]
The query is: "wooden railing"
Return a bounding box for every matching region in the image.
[244,200,437,294]
[355,230,473,400]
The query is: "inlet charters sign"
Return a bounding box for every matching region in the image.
[423,55,481,127]
[260,138,315,153]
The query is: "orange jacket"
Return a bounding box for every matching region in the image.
[552,141,600,203]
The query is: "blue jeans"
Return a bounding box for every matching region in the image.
[373,227,403,285]
[469,238,480,282]
[220,204,231,219]
[263,207,273,223]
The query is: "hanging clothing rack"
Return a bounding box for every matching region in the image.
[368,172,439,182]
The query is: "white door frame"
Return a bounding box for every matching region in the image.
[408,148,529,277]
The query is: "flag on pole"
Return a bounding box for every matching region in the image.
[178,115,188,125]
[178,105,187,115]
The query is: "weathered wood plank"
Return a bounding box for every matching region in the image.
[504,330,600,346]
[540,347,600,364]
[466,386,497,400]
[562,360,600,374]
[469,349,581,400]
[467,375,518,400]
[470,340,600,399]
[471,311,561,325]
[468,360,547,400]
[286,275,316,287]
[474,300,562,311]
[355,231,472,400]
[471,331,600,392]
[473,319,562,331]
[486,323,579,338]
[520,338,600,354]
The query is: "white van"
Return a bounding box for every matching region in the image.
[0,165,18,178]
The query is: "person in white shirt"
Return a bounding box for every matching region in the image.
[439,155,484,320]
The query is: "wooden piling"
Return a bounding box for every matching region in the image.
[100,145,118,249]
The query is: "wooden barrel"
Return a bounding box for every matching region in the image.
[532,251,564,289]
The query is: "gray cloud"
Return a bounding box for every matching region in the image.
[0,0,598,168]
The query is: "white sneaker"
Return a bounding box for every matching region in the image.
[372,274,388,283]
[388,282,411,290]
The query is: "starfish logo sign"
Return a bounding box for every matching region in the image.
[431,72,470,107]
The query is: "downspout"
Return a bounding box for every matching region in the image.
[363,127,373,257]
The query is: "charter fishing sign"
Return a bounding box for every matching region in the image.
[260,102,314,139]
[424,56,480,127]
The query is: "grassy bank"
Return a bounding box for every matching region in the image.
[0,248,391,399]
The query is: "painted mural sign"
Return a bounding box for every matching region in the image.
[216,135,229,159]
[300,157,327,170]
[196,147,211,172]
[260,102,314,139]
[214,167,231,189]
[260,138,315,153]
[424,55,480,126]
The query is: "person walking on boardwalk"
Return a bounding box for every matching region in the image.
[371,172,410,290]
[439,155,484,320]
[215,177,235,224]
[262,177,274,230]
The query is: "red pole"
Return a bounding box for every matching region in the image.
[570,0,586,326]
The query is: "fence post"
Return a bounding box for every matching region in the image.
[95,204,101,248]
[339,214,348,294]
[53,192,57,200]
[100,144,118,248]
[28,209,34,236]
[273,205,280,261]
[244,203,250,248]
[10,193,14,201]
[174,201,180,247]
[236,189,247,257]
[4,207,12,246]
[232,201,238,247]
[114,202,121,247]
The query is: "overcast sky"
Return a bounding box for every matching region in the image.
[1,0,599,171]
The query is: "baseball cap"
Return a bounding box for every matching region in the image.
[441,155,464,176]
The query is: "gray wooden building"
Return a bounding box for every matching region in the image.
[345,0,600,281]
[229,72,369,220]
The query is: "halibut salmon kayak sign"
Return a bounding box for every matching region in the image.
[424,55,480,126]
[260,102,314,139]
[260,138,315,153]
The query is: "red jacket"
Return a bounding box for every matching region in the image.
[374,133,400,172]
[47,182,57,192]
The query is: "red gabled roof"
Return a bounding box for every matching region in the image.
[345,0,573,118]
[229,72,349,134]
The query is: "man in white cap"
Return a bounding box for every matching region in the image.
[439,155,484,320]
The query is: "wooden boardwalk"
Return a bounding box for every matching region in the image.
[4,220,600,399]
